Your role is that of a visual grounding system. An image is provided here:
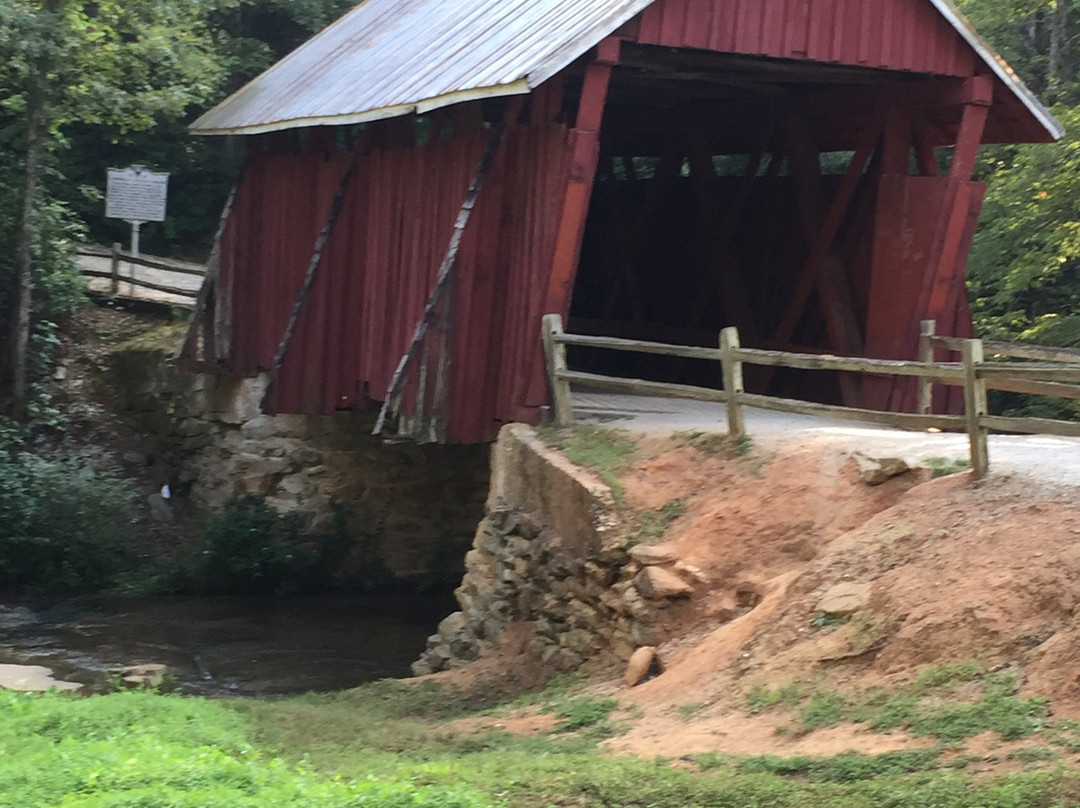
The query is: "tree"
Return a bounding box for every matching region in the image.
[0,0,225,417]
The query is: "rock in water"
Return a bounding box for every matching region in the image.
[115,663,170,689]
[0,664,82,692]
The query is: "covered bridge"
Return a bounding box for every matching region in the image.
[185,0,1062,443]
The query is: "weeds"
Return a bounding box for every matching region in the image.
[745,665,1049,741]
[924,456,972,478]
[675,430,753,457]
[538,425,637,504]
[630,498,685,545]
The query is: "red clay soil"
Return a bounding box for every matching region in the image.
[435,434,1080,764]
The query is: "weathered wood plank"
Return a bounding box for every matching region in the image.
[737,392,966,430]
[734,347,966,379]
[720,326,745,438]
[918,319,936,414]
[978,364,1080,383]
[81,268,197,299]
[554,332,722,361]
[542,315,575,426]
[962,339,989,478]
[982,414,1080,438]
[556,370,725,403]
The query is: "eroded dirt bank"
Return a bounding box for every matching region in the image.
[432,431,1080,768]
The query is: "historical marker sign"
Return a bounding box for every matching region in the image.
[106,166,169,223]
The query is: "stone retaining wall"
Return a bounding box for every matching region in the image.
[413,424,704,675]
[113,357,488,582]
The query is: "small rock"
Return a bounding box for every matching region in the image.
[673,561,709,584]
[817,582,872,616]
[635,566,693,599]
[856,455,910,486]
[146,493,172,523]
[116,664,169,689]
[623,646,663,686]
[629,545,680,566]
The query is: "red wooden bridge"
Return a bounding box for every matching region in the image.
[181,0,1062,444]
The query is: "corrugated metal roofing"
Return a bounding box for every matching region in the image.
[191,0,1061,142]
[190,0,654,135]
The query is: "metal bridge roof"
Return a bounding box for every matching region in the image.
[191,0,1061,141]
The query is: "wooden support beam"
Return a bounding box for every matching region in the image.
[542,40,619,316]
[962,339,989,478]
[720,327,745,438]
[373,115,510,437]
[775,119,867,404]
[771,112,881,354]
[685,121,758,337]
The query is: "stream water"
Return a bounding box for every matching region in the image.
[0,591,455,696]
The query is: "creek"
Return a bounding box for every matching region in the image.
[0,591,455,696]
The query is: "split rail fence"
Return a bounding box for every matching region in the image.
[541,314,1080,478]
[77,243,205,305]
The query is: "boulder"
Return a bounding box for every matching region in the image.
[635,566,693,599]
[855,455,910,485]
[817,582,872,617]
[623,646,663,687]
[117,663,169,689]
[629,545,680,566]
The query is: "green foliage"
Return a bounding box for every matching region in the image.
[923,456,972,478]
[630,498,685,545]
[0,449,134,592]
[538,425,637,504]
[736,748,945,782]
[746,666,1050,742]
[164,494,323,596]
[0,690,491,808]
[553,696,618,732]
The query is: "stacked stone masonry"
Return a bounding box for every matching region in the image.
[413,424,703,676]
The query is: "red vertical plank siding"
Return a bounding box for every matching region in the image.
[636,0,974,78]
[219,122,572,443]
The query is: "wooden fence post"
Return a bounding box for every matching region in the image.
[110,242,121,296]
[918,319,936,414]
[541,314,574,427]
[720,326,745,439]
[961,338,989,478]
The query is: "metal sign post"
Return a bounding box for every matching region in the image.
[105,165,169,257]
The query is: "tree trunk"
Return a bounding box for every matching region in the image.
[1049,0,1070,98]
[10,97,44,420]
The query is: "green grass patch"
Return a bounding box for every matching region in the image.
[630,498,686,545]
[538,425,637,504]
[745,666,1049,741]
[1,686,1075,808]
[924,456,972,478]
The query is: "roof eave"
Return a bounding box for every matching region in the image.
[930,0,1064,141]
[191,80,531,136]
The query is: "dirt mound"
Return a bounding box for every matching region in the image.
[602,436,1080,757]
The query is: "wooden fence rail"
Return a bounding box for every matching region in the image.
[541,314,1080,479]
[76,243,205,305]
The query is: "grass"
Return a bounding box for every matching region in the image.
[924,456,973,478]
[675,430,754,457]
[630,498,686,545]
[743,665,1050,742]
[538,425,637,504]
[1,683,1076,808]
